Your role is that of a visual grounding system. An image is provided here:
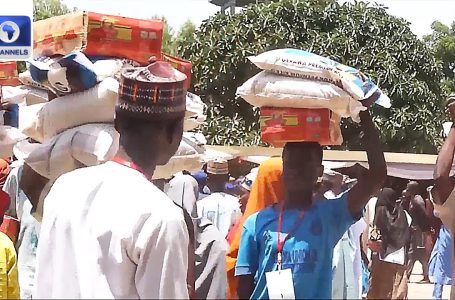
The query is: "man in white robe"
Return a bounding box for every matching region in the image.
[34,62,190,299]
[197,159,241,237]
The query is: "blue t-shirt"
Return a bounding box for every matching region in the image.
[235,193,355,299]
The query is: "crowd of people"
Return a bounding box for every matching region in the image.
[0,62,454,300]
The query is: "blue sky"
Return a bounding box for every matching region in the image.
[61,0,455,37]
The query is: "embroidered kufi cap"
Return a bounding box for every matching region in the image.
[207,158,229,175]
[117,61,187,120]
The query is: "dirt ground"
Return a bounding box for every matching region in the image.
[408,262,451,299]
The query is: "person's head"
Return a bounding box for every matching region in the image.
[378,187,398,203]
[115,112,183,168]
[282,142,323,199]
[238,168,258,213]
[206,159,229,193]
[115,61,187,174]
[406,181,420,196]
[377,188,400,212]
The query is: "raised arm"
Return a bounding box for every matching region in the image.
[348,111,387,216]
[433,119,455,205]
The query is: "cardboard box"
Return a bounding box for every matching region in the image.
[0,62,20,87]
[162,53,192,89]
[260,107,342,147]
[33,12,163,65]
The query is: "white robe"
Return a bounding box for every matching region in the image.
[34,162,189,299]
[197,192,241,237]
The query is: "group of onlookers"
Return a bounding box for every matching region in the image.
[1,63,455,300]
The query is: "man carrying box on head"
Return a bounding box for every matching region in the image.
[34,61,190,299]
[235,109,386,299]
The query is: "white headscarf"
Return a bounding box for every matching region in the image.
[240,167,259,191]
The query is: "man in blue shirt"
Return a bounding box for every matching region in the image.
[235,110,386,299]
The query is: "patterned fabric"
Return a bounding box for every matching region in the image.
[206,159,229,175]
[117,61,187,120]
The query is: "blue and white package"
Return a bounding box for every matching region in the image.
[28,55,59,87]
[249,48,391,108]
[47,52,98,94]
[28,52,98,95]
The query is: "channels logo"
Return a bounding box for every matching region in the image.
[0,16,32,60]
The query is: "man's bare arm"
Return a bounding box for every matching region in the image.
[348,111,387,216]
[237,274,255,299]
[433,125,455,205]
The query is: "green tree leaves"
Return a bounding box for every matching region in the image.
[424,21,455,92]
[33,0,72,21]
[181,0,444,153]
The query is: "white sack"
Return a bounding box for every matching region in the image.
[184,116,206,131]
[186,92,205,118]
[21,78,119,142]
[18,70,49,91]
[153,132,206,179]
[23,87,48,105]
[237,71,365,122]
[248,48,392,109]
[14,123,119,180]
[0,126,28,158]
[93,59,124,81]
[184,92,206,130]
[0,86,29,105]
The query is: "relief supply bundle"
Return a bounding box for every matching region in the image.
[20,77,118,142]
[248,48,391,109]
[237,71,365,122]
[238,48,392,147]
[14,123,119,180]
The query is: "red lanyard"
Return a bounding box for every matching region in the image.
[111,156,150,180]
[276,205,305,269]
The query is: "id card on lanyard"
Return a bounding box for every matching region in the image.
[265,205,305,300]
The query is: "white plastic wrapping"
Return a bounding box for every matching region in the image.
[20,78,118,142]
[237,71,365,122]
